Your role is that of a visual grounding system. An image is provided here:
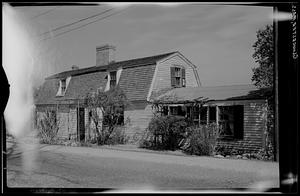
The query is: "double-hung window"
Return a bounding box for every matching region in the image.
[56,78,67,96]
[61,79,66,93]
[110,71,117,88]
[171,66,186,87]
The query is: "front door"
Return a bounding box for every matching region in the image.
[78,108,85,142]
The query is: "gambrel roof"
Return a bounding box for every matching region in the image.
[35,52,176,105]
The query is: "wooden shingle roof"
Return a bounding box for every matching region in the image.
[119,64,156,101]
[153,84,269,104]
[35,52,176,105]
[35,71,107,105]
[46,52,176,80]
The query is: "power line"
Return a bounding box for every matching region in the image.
[31,6,59,19]
[41,7,129,41]
[39,7,114,37]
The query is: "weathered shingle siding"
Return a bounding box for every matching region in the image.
[213,100,268,153]
[118,64,156,101]
[36,104,78,140]
[57,112,69,139]
[69,107,78,139]
[124,101,154,141]
[151,54,199,94]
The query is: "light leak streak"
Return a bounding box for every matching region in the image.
[3,3,40,173]
[272,11,293,21]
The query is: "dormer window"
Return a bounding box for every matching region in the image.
[61,79,66,93]
[56,77,70,96]
[110,71,117,88]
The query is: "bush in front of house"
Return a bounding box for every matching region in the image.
[252,148,274,161]
[180,123,219,156]
[214,145,234,156]
[139,115,188,150]
[105,126,130,145]
[37,110,60,144]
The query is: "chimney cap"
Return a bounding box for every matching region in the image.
[71,65,79,70]
[96,44,116,51]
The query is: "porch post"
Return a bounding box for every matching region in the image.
[168,106,170,115]
[198,105,201,127]
[76,99,79,141]
[207,106,210,125]
[216,106,219,126]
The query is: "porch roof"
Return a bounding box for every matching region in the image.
[153,84,271,104]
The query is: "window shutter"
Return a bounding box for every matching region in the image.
[181,68,186,87]
[170,67,176,87]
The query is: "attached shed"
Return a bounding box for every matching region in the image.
[153,84,273,153]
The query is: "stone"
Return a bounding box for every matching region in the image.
[71,142,77,147]
[236,155,242,159]
[214,154,224,158]
[226,155,230,158]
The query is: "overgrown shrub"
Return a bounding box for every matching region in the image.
[253,148,274,161]
[105,126,130,145]
[37,110,60,144]
[84,86,129,146]
[139,115,188,150]
[180,123,219,156]
[214,145,234,156]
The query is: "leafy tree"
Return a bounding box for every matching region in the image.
[84,86,128,145]
[37,109,60,144]
[252,25,276,160]
[252,24,274,88]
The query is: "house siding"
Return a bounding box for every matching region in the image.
[36,105,78,140]
[124,101,154,141]
[151,54,199,94]
[206,99,267,153]
[57,112,69,139]
[68,107,78,140]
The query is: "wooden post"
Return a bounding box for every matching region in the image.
[76,99,79,141]
[198,104,201,127]
[207,106,210,125]
[68,101,70,140]
[216,106,219,126]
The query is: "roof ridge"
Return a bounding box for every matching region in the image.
[46,51,177,80]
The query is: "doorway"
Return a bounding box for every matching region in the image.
[77,107,85,142]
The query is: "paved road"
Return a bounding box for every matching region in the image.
[6,143,279,192]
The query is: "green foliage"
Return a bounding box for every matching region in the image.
[139,115,188,150]
[84,86,129,145]
[254,148,274,161]
[102,126,130,145]
[265,99,275,161]
[252,24,274,88]
[180,123,219,156]
[37,110,59,144]
[214,145,234,156]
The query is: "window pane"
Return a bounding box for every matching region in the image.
[218,105,244,139]
[110,71,117,88]
[209,106,216,122]
[200,107,207,124]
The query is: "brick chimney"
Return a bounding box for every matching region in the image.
[96,44,116,67]
[71,65,79,70]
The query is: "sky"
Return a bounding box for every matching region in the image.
[5,3,273,87]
